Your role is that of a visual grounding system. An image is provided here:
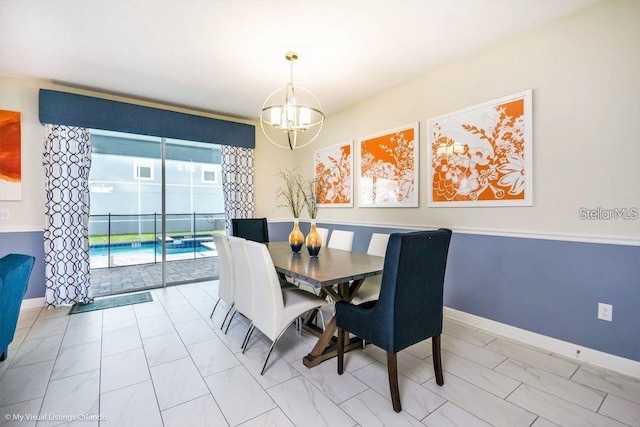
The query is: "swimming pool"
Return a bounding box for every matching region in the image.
[90,240,213,257]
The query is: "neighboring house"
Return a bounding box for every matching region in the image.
[88,132,224,236]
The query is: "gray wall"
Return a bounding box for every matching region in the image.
[0,231,46,300]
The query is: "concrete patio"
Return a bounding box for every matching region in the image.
[90,256,219,297]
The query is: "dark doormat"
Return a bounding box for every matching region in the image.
[69,292,153,314]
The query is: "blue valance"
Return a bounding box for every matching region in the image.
[39,89,255,149]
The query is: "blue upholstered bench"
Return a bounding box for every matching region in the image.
[0,254,35,362]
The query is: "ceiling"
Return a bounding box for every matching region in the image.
[0,0,601,120]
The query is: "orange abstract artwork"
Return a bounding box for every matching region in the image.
[314,141,353,207]
[358,123,419,207]
[0,110,22,200]
[427,90,532,207]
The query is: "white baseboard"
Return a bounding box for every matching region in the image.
[20,297,45,310]
[444,306,640,379]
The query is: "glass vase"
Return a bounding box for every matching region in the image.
[305,220,322,257]
[289,219,304,253]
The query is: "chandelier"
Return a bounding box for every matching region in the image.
[259,52,325,150]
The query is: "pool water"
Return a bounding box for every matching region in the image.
[90,241,213,257]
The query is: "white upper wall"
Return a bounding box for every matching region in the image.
[290,0,640,244]
[0,78,46,231]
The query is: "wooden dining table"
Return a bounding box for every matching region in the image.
[267,242,385,368]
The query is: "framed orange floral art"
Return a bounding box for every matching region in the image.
[314,141,353,207]
[427,90,533,207]
[357,123,419,208]
[0,110,22,201]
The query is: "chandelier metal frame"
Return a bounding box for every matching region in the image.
[259,52,325,150]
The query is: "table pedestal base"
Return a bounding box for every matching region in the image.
[273,267,376,370]
[301,307,364,368]
[303,338,362,368]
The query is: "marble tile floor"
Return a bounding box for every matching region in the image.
[1,281,638,427]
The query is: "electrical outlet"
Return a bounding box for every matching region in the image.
[598,303,613,321]
[0,209,9,220]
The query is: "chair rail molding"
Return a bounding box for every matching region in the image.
[267,218,640,246]
[0,227,46,234]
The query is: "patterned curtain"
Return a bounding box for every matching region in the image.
[43,125,93,306]
[221,145,255,234]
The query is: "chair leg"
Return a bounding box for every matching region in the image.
[261,341,278,376]
[432,334,444,386]
[337,328,345,375]
[224,309,237,334]
[301,308,325,332]
[0,350,6,362]
[387,352,402,412]
[242,324,255,354]
[260,326,290,375]
[317,308,326,331]
[209,298,221,319]
[220,304,234,330]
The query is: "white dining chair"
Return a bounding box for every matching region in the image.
[316,227,329,247]
[327,230,354,251]
[296,229,354,296]
[225,236,254,337]
[367,232,391,257]
[210,233,236,328]
[242,240,329,374]
[351,233,390,305]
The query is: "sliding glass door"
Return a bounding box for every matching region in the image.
[163,138,224,284]
[87,130,223,296]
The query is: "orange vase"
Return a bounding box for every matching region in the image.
[305,220,322,257]
[289,219,304,253]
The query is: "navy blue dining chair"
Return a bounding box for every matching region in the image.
[336,229,452,413]
[231,218,269,243]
